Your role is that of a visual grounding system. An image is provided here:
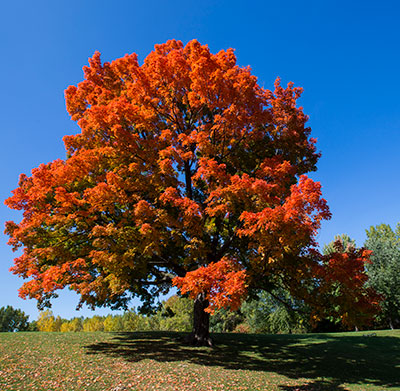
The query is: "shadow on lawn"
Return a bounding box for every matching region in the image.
[85,331,400,390]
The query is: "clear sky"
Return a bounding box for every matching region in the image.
[1,0,399,321]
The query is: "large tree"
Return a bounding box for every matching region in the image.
[5,40,377,345]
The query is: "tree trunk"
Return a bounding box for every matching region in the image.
[186,292,212,346]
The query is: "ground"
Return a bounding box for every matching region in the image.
[0,330,399,390]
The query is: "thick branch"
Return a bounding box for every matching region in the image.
[184,161,193,199]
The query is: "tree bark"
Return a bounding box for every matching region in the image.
[185,292,212,346]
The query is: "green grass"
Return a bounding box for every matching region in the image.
[1,330,399,390]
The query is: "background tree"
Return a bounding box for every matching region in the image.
[323,234,356,256]
[37,310,60,332]
[364,223,400,329]
[210,307,244,333]
[240,290,309,334]
[121,310,141,331]
[28,320,38,331]
[0,306,29,332]
[103,314,125,332]
[82,315,105,332]
[315,234,358,331]
[5,40,377,345]
[306,235,379,331]
[158,295,193,332]
[60,317,83,332]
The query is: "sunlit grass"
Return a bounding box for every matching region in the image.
[0,329,399,390]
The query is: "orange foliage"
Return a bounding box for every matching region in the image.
[309,246,381,328]
[173,258,247,313]
[4,40,378,325]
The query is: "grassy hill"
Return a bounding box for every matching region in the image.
[1,329,399,390]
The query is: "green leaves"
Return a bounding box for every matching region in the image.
[0,306,29,332]
[365,223,400,329]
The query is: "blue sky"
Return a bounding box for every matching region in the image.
[1,0,399,321]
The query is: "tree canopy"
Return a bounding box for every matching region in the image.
[5,40,378,344]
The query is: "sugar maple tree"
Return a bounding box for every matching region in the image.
[5,40,378,345]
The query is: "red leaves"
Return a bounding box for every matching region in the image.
[5,39,344,322]
[173,258,247,313]
[238,175,330,257]
[320,249,372,286]
[160,187,203,231]
[307,246,381,328]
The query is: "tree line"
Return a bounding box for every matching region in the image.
[0,294,307,334]
[2,220,400,334]
[1,294,300,334]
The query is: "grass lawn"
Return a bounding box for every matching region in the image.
[0,329,399,390]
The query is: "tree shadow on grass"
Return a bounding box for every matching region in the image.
[85,331,400,390]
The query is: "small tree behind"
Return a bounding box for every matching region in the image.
[307,235,379,330]
[159,295,193,332]
[323,234,356,256]
[37,310,58,332]
[240,290,308,334]
[0,306,29,332]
